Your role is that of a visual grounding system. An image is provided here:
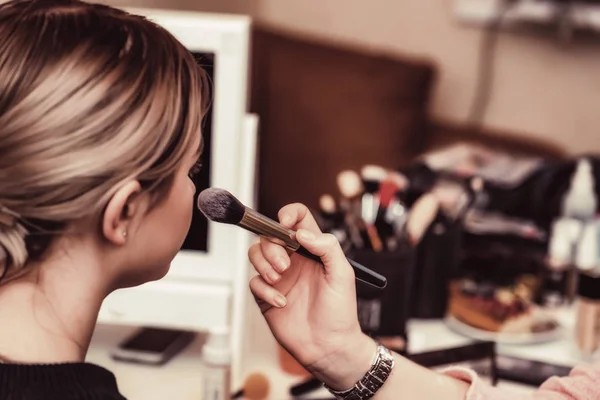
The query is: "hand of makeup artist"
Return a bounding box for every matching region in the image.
[248,203,470,400]
[247,203,375,390]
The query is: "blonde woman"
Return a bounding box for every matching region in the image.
[0,1,598,399]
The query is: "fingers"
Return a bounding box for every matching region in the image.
[278,203,321,233]
[249,274,287,312]
[248,240,291,285]
[260,237,291,274]
[296,230,350,276]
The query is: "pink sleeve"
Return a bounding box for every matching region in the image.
[442,361,600,400]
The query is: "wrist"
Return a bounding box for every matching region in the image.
[307,333,378,391]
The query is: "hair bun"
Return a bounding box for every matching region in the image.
[0,243,7,263]
[0,207,29,274]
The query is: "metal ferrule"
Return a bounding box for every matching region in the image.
[239,208,301,252]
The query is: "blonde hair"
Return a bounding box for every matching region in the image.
[0,0,210,280]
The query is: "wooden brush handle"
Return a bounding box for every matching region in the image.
[366,224,384,253]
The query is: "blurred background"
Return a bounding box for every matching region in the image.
[102,0,600,155]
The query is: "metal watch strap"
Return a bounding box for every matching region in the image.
[324,344,395,400]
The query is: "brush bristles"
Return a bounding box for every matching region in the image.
[319,194,337,214]
[197,188,246,225]
[388,171,408,189]
[337,170,363,199]
[361,165,387,181]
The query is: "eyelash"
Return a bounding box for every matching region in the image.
[188,161,203,179]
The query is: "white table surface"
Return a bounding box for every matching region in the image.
[88,305,594,400]
[407,307,585,368]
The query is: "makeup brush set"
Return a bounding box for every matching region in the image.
[315,162,480,256]
[299,165,427,352]
[315,165,412,255]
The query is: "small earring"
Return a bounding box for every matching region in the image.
[122,231,128,238]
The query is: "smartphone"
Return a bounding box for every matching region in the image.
[408,341,497,385]
[111,327,196,366]
[495,355,573,387]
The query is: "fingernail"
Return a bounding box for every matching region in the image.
[268,271,280,283]
[298,230,315,241]
[275,257,289,272]
[274,294,287,308]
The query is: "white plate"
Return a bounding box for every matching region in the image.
[445,316,565,345]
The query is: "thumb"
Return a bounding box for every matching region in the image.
[296,229,352,280]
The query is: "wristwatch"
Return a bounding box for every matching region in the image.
[324,344,395,400]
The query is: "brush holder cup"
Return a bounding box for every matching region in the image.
[411,213,462,319]
[349,245,415,355]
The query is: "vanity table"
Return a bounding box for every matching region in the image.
[88,305,588,399]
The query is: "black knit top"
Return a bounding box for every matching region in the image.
[0,363,126,399]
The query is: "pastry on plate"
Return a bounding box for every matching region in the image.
[448,278,558,334]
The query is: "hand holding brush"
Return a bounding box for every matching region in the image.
[198,197,382,390]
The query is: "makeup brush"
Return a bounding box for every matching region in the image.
[360,165,387,252]
[319,194,344,229]
[197,188,387,289]
[232,372,270,400]
[320,194,337,213]
[406,193,440,247]
[382,171,408,224]
[336,170,365,249]
[360,165,387,220]
[289,377,323,397]
[380,174,409,251]
[319,194,349,251]
[336,170,363,210]
[380,171,407,209]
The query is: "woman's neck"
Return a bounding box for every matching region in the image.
[0,253,109,364]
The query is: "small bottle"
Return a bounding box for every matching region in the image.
[201,327,231,400]
[562,158,597,221]
[576,273,600,358]
[547,218,579,269]
[542,218,578,306]
[576,221,598,272]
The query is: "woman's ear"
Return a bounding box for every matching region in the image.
[102,180,143,246]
